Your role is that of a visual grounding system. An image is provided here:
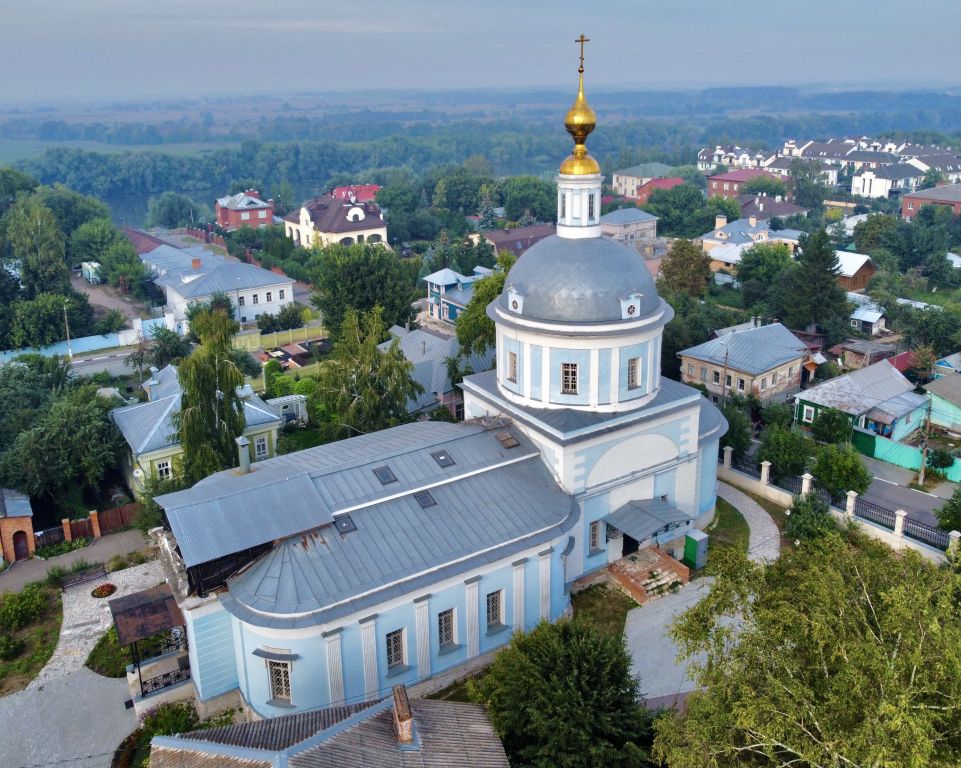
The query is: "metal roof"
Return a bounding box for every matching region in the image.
[156,259,292,300]
[600,208,657,225]
[422,268,468,287]
[679,323,807,375]
[613,161,675,178]
[797,360,918,416]
[925,374,961,408]
[602,498,692,544]
[0,488,32,519]
[850,304,885,323]
[109,584,185,646]
[905,183,961,204]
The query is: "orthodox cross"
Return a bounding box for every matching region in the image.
[575,34,590,73]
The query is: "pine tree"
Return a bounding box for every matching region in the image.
[782,228,849,331]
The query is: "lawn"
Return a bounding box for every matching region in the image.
[570,583,638,637]
[0,586,63,696]
[0,138,236,164]
[705,498,749,553]
[85,626,168,678]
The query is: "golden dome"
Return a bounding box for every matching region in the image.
[559,60,599,175]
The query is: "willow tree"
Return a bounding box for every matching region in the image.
[175,309,245,483]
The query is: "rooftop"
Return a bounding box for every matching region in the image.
[836,251,873,278]
[613,161,675,178]
[216,190,271,210]
[925,374,961,408]
[153,256,293,299]
[0,488,32,519]
[679,323,807,375]
[600,207,657,225]
[708,168,781,183]
[905,183,961,203]
[798,360,916,415]
[286,195,384,234]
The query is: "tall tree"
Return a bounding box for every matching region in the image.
[788,159,829,210]
[853,213,898,253]
[10,292,93,349]
[471,620,654,768]
[175,309,246,483]
[734,242,793,310]
[6,199,70,298]
[147,191,202,228]
[69,217,122,267]
[653,534,961,767]
[456,253,514,356]
[312,307,422,441]
[812,443,871,496]
[741,175,787,198]
[781,229,849,331]
[658,239,712,298]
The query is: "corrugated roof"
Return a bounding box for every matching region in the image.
[925,374,961,408]
[850,305,885,323]
[422,268,468,286]
[156,259,292,299]
[679,323,807,375]
[798,360,917,415]
[217,191,271,210]
[600,208,657,225]
[613,161,675,178]
[0,488,32,519]
[602,498,692,544]
[905,183,961,204]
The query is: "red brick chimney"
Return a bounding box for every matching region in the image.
[191,257,201,270]
[391,685,414,745]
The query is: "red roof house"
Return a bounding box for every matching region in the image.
[708,169,784,200]
[635,177,685,204]
[332,185,381,204]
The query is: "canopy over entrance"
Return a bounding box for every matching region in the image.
[602,498,692,545]
[109,584,185,646]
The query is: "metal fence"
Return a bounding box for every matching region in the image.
[853,497,897,530]
[141,667,191,695]
[774,475,802,495]
[902,517,951,550]
[731,455,761,479]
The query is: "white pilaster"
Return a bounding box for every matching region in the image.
[414,595,430,679]
[589,347,599,408]
[512,559,527,632]
[359,616,378,699]
[609,348,620,405]
[465,577,480,658]
[523,341,532,399]
[541,347,550,406]
[323,629,344,705]
[538,549,552,620]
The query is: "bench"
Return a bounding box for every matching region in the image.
[60,563,107,590]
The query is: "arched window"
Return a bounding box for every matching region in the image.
[340,236,354,245]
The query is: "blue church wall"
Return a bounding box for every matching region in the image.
[617,341,651,401]
[187,606,238,701]
[376,601,418,688]
[529,345,543,400]
[499,335,524,396]
[580,494,612,574]
[550,549,569,618]
[549,348,591,405]
[476,565,515,656]
[698,438,720,515]
[338,623,367,703]
[429,581,470,664]
[597,348,612,405]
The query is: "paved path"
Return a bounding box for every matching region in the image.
[0,530,148,594]
[32,560,164,687]
[716,482,781,562]
[0,668,136,768]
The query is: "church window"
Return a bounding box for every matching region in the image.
[386,629,405,670]
[438,608,456,648]
[508,351,518,383]
[267,660,291,704]
[588,194,595,220]
[560,193,566,219]
[561,363,578,394]
[486,590,504,630]
[589,521,602,552]
[627,358,640,390]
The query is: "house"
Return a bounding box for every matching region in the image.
[829,339,897,369]
[849,303,886,336]
[835,252,877,291]
[284,195,387,248]
[600,207,657,242]
[215,189,274,231]
[905,153,961,184]
[0,488,34,563]
[122,227,165,254]
[901,183,961,221]
[707,169,784,200]
[700,215,804,270]
[147,71,726,723]
[331,184,381,203]
[678,322,808,404]
[697,145,767,172]
[886,350,916,374]
[737,194,808,221]
[762,156,838,186]
[936,351,961,376]
[795,360,927,442]
[924,375,961,434]
[851,165,924,199]
[634,177,684,204]
[611,162,675,197]
[378,325,494,418]
[149,684,509,768]
[141,245,295,328]
[422,265,492,325]
[110,364,282,491]
[481,223,555,258]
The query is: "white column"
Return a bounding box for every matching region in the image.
[609,349,620,405]
[894,510,907,538]
[949,530,961,556]
[323,629,344,705]
[801,472,813,496]
[414,595,430,679]
[541,349,550,406]
[722,445,733,468]
[589,348,599,408]
[465,577,480,658]
[512,559,527,633]
[538,548,552,621]
[845,491,858,518]
[760,461,771,485]
[359,615,378,699]
[523,342,532,399]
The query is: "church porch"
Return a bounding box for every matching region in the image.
[608,547,690,606]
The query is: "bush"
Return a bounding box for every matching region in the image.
[928,447,954,471]
[44,558,95,587]
[786,494,837,541]
[757,425,812,481]
[0,583,48,630]
[34,538,90,559]
[761,402,793,429]
[811,408,852,444]
[0,634,25,660]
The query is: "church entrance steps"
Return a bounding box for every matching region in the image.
[609,547,689,606]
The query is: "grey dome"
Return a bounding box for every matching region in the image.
[499,235,660,323]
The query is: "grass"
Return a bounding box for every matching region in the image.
[0,138,237,164]
[85,626,167,678]
[570,583,638,637]
[705,498,750,553]
[0,586,62,695]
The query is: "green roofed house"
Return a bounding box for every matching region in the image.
[795,359,928,442]
[924,374,961,435]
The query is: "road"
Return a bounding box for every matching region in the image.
[70,348,135,377]
[862,477,942,528]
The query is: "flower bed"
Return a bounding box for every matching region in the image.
[91,583,117,599]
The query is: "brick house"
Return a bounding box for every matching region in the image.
[634,177,684,204]
[707,169,784,200]
[331,184,381,203]
[215,190,274,231]
[901,183,961,220]
[0,488,34,563]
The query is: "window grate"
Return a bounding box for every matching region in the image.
[486,590,502,629]
[373,466,397,484]
[561,363,578,394]
[268,660,291,702]
[386,629,404,669]
[438,608,455,647]
[431,450,455,468]
[627,358,639,390]
[413,491,436,509]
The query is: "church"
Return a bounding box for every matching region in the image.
[151,53,726,720]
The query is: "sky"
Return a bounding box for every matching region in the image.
[1,0,959,103]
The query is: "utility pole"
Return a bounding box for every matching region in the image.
[719,342,730,404]
[63,299,73,360]
[918,398,932,485]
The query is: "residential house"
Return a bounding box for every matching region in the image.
[829,339,897,369]
[846,291,887,336]
[699,215,803,271]
[599,207,657,242]
[843,150,901,171]
[149,684,509,768]
[331,184,381,203]
[284,195,387,247]
[378,325,494,418]
[901,183,961,220]
[795,360,927,442]
[795,140,857,164]
[707,169,784,200]
[762,155,838,186]
[678,322,808,404]
[935,350,961,376]
[851,165,924,199]
[215,189,274,231]
[481,224,555,258]
[697,145,766,172]
[634,176,684,204]
[886,350,916,375]
[422,265,492,325]
[905,153,961,184]
[141,245,294,328]
[836,252,877,291]
[924,375,961,434]
[610,162,675,197]
[110,364,282,491]
[0,488,34,563]
[737,194,808,220]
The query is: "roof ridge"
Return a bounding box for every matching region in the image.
[136,395,181,453]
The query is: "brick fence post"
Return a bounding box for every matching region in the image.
[800,473,813,496]
[722,445,733,469]
[61,518,72,543]
[894,509,907,538]
[760,461,771,485]
[845,491,858,518]
[89,510,101,539]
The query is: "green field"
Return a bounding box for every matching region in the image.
[0,139,236,165]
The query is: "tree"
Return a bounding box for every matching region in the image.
[146,191,202,228]
[312,307,422,441]
[920,168,944,190]
[10,292,93,349]
[134,472,186,534]
[653,534,961,767]
[456,253,514,356]
[760,401,792,429]
[935,485,961,532]
[720,403,751,460]
[810,407,852,444]
[500,176,554,222]
[785,492,837,541]
[69,218,122,268]
[6,198,70,299]
[150,327,193,369]
[470,620,654,768]
[734,242,792,309]
[756,425,811,481]
[781,229,849,331]
[175,309,246,483]
[672,164,707,190]
[741,175,787,198]
[309,242,416,336]
[812,443,871,497]
[31,184,110,243]
[788,159,829,210]
[853,213,898,253]
[257,303,304,333]
[658,239,711,298]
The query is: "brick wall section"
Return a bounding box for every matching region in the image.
[0,517,35,562]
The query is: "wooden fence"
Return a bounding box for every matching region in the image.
[98,503,139,535]
[234,326,326,352]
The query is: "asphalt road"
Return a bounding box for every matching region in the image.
[70,349,135,377]
[862,477,942,528]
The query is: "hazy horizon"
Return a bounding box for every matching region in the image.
[1,0,959,104]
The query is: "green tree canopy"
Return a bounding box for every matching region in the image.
[149,326,194,369]
[147,191,203,228]
[658,239,712,298]
[653,533,961,767]
[781,229,850,332]
[6,198,70,299]
[757,424,811,481]
[733,242,792,309]
[10,292,93,349]
[810,407,852,444]
[720,403,752,460]
[471,619,654,768]
[741,175,787,198]
[68,217,122,268]
[455,253,514,357]
[936,485,961,532]
[853,213,898,253]
[788,158,830,210]
[500,175,554,222]
[785,492,837,541]
[812,442,871,497]
[256,303,305,333]
[31,183,110,244]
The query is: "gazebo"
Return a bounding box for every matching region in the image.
[108,584,188,698]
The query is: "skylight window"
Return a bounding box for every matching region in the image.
[431,450,455,468]
[413,491,437,509]
[373,466,397,485]
[334,515,356,534]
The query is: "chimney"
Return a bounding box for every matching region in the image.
[391,685,414,746]
[146,366,160,401]
[714,215,727,230]
[191,257,201,270]
[236,436,250,474]
[748,216,757,227]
